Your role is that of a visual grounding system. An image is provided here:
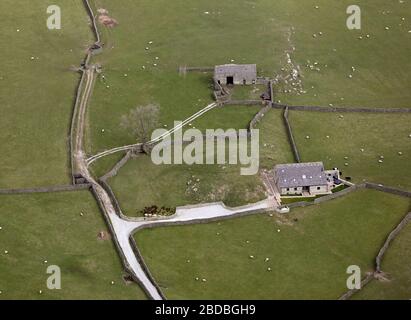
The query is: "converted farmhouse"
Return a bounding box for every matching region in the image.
[273,162,340,196]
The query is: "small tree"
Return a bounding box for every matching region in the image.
[121,104,160,143]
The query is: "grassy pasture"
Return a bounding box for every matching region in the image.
[135,189,410,299]
[84,71,215,155]
[86,0,289,154]
[0,0,409,301]
[109,153,266,218]
[89,103,275,183]
[0,191,146,300]
[106,107,293,217]
[274,0,411,109]
[87,0,411,156]
[191,104,261,132]
[85,0,411,300]
[256,108,295,169]
[89,151,126,179]
[289,111,411,190]
[0,0,92,188]
[87,0,411,218]
[354,220,411,300]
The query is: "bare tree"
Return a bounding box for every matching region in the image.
[121,104,160,143]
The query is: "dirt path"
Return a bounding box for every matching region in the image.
[74,68,94,164]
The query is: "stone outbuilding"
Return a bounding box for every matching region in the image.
[214,64,257,85]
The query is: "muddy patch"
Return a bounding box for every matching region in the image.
[122,274,135,285]
[97,230,111,241]
[97,8,118,28]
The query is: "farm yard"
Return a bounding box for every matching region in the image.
[0,0,410,301]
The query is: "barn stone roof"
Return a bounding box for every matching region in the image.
[274,162,328,188]
[214,64,257,75]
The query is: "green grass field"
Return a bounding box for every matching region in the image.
[289,111,411,190]
[88,104,264,179]
[89,151,126,179]
[256,108,295,169]
[0,2,149,299]
[105,107,293,217]
[354,219,411,300]
[274,0,411,108]
[191,105,261,132]
[86,0,288,155]
[0,191,146,300]
[2,0,410,300]
[135,189,410,299]
[230,85,267,101]
[86,0,411,157]
[0,0,92,188]
[109,154,266,217]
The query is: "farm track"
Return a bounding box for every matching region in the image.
[69,0,165,300]
[72,54,165,300]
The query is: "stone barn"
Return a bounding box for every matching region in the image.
[214,64,257,85]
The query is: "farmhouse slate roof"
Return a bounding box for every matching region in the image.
[274,162,328,188]
[214,64,257,75]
